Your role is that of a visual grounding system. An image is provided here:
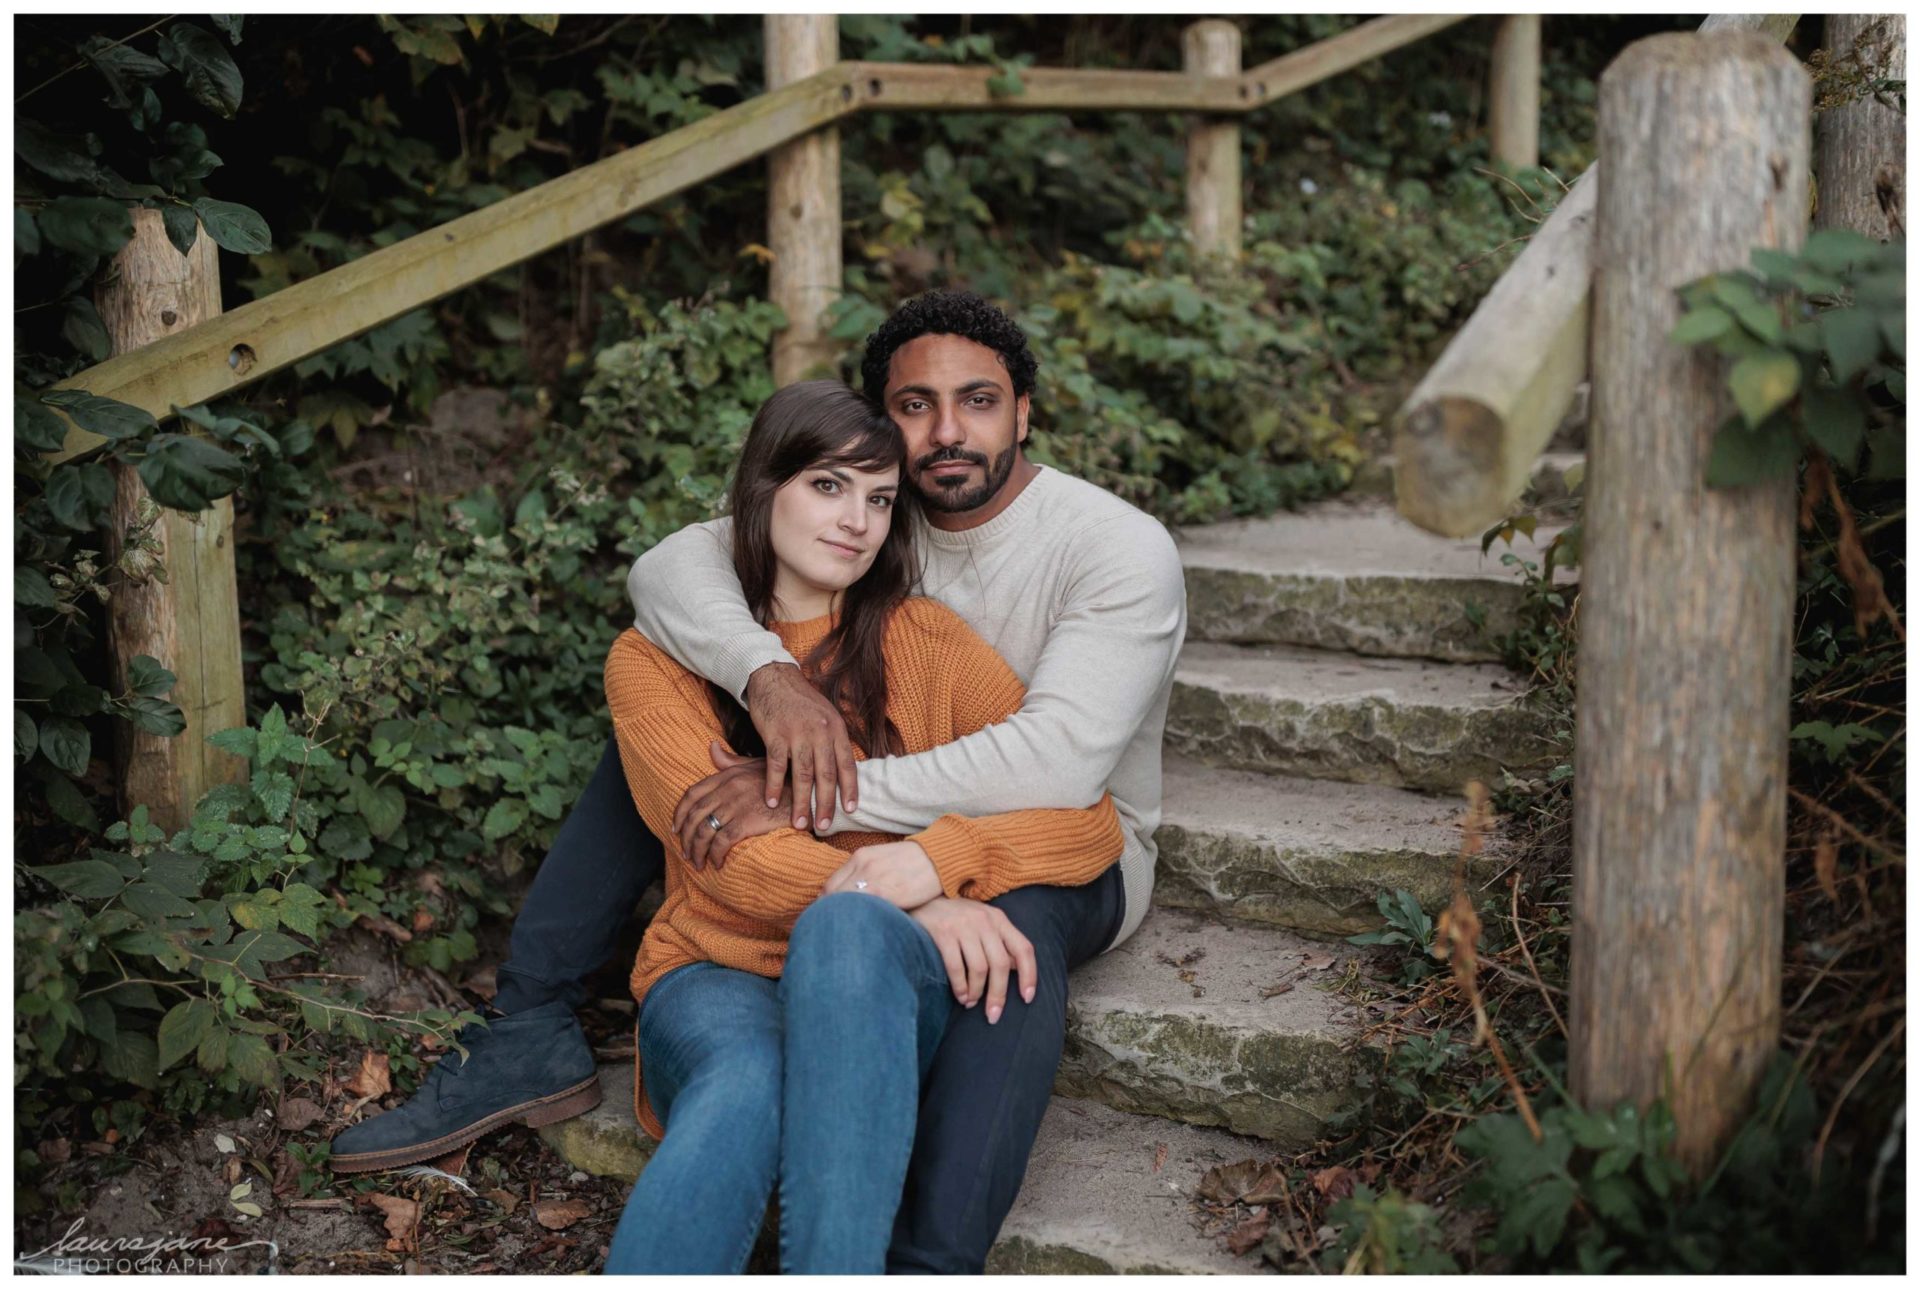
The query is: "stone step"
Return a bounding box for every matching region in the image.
[1153,753,1508,936]
[1059,905,1362,1144]
[1178,497,1571,662]
[542,1067,1271,1274]
[1166,641,1556,793]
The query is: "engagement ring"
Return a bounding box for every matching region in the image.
[855,880,869,891]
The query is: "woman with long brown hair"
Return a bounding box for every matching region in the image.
[598,380,1123,1273]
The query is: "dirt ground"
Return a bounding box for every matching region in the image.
[15,916,654,1276]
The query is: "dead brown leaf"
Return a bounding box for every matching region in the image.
[1298,953,1335,971]
[484,1188,521,1216]
[464,964,499,1002]
[428,1143,472,1176]
[1814,825,1842,903]
[533,1198,593,1231]
[1260,981,1295,998]
[368,1192,420,1253]
[223,1154,244,1184]
[346,1051,392,1101]
[1309,1164,1355,1201]
[1226,1208,1272,1256]
[271,1149,302,1198]
[411,908,436,934]
[1197,1158,1266,1205]
[278,1096,324,1133]
[1151,1142,1168,1174]
[81,1141,114,1157]
[1242,1167,1288,1207]
[358,911,414,944]
[36,1137,71,1164]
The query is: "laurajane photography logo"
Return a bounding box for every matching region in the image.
[18,1217,276,1275]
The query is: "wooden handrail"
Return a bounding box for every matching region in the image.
[40,17,1474,466]
[1391,13,1801,538]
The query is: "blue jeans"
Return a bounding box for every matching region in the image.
[602,893,955,1274]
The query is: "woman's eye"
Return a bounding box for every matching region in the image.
[870,495,892,509]
[813,478,839,494]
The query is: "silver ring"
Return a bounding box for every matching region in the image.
[707,813,723,831]
[855,880,870,891]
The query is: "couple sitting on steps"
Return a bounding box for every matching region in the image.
[327,291,1189,1274]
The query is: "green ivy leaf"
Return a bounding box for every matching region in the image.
[1727,349,1800,428]
[191,198,271,255]
[124,697,187,737]
[40,389,158,441]
[1799,383,1865,471]
[1822,308,1882,383]
[1705,415,1800,487]
[100,1031,160,1089]
[79,34,172,109]
[121,881,199,920]
[36,195,136,257]
[41,769,100,832]
[39,715,92,776]
[127,655,177,698]
[1747,247,1798,287]
[158,23,245,119]
[161,204,200,256]
[481,798,528,841]
[44,462,117,531]
[16,565,59,609]
[1800,227,1874,275]
[16,397,68,453]
[17,709,39,762]
[32,858,127,899]
[62,297,112,363]
[135,433,245,510]
[157,998,218,1071]
[1668,306,1732,346]
[211,15,245,43]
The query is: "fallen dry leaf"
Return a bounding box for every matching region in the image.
[346,1051,392,1101]
[1226,1208,1272,1256]
[485,1188,521,1216]
[1242,1167,1288,1207]
[358,912,414,944]
[1814,825,1842,903]
[1151,1142,1168,1174]
[1298,952,1335,971]
[81,1141,115,1157]
[1197,1158,1266,1205]
[368,1193,420,1253]
[411,908,436,934]
[278,1096,324,1133]
[417,871,446,899]
[223,1155,244,1184]
[464,964,499,1002]
[36,1138,71,1164]
[1260,981,1295,998]
[428,1143,472,1176]
[1309,1165,1355,1201]
[533,1198,593,1231]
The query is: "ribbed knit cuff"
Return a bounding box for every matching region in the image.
[909,816,986,900]
[722,642,802,706]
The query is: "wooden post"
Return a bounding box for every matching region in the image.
[1816,15,1906,239]
[766,15,841,385]
[1489,16,1541,170]
[1184,20,1242,261]
[97,208,247,830]
[1570,31,1808,1175]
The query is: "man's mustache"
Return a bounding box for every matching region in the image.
[913,447,988,473]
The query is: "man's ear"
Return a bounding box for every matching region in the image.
[1015,393,1031,446]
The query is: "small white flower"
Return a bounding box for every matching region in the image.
[1299,178,1319,195]
[1427,110,1453,127]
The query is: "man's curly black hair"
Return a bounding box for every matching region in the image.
[859,289,1040,401]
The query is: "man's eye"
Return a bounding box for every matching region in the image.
[968,395,993,408]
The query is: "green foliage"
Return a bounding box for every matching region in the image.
[1345,889,1439,985]
[1319,1183,1459,1274]
[1670,232,1905,486]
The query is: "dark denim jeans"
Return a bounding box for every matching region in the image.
[603,894,955,1273]
[503,732,1125,1273]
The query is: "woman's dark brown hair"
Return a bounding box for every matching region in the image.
[712,379,918,759]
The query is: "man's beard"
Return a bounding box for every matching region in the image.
[911,444,1017,513]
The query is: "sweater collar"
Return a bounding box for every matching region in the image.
[770,612,835,656]
[920,463,1054,550]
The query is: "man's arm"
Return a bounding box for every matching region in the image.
[822,516,1186,834]
[626,518,790,702]
[628,519,859,827]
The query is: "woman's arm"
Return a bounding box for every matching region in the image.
[605,630,867,925]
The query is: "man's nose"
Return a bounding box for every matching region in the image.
[929,402,964,447]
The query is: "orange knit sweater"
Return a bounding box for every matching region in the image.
[604,596,1126,1139]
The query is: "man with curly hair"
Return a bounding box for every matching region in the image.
[331,290,1186,1274]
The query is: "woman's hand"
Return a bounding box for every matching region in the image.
[823,841,942,910]
[674,742,787,870]
[908,897,1037,1024]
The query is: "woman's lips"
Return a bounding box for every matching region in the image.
[821,539,864,558]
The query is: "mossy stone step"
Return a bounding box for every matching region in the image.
[540,1067,1271,1274]
[1167,641,1557,793]
[1178,499,1570,663]
[1153,752,1506,936]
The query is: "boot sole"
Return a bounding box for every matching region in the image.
[328,1074,604,1174]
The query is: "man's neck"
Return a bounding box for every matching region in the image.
[926,457,1042,533]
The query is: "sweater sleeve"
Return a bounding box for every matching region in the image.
[890,602,1129,900]
[821,514,1186,831]
[625,518,796,704]
[604,629,860,925]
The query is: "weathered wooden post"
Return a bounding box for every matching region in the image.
[1184,19,1242,261]
[96,209,247,830]
[1488,15,1541,170]
[1816,14,1905,239]
[1570,31,1809,1174]
[765,14,842,385]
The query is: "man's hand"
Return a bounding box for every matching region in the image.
[745,661,858,830]
[908,897,1038,1024]
[673,742,785,870]
[823,841,943,910]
